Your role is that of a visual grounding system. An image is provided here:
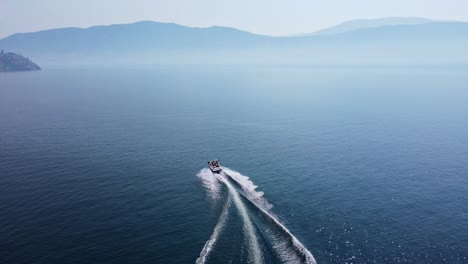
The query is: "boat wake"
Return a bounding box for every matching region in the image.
[197,168,317,264]
[196,194,231,264]
[218,173,264,264]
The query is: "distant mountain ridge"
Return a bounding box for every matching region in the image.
[299,17,435,36]
[0,21,270,60]
[1,19,467,65]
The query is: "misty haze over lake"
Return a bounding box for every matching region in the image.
[1,19,468,65]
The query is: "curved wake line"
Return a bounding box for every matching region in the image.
[196,196,231,264]
[223,168,317,264]
[217,174,264,264]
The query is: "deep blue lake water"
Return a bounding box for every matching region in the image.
[1,66,467,263]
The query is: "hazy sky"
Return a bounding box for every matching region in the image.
[1,0,467,38]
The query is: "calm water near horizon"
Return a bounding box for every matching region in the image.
[1,65,467,263]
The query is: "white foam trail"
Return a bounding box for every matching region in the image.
[216,173,263,264]
[264,228,302,264]
[196,196,231,264]
[197,168,222,200]
[223,168,317,264]
[223,168,273,211]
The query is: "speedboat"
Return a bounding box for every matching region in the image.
[208,160,222,174]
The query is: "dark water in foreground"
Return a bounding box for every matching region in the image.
[1,66,467,263]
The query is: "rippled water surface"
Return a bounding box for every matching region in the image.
[1,66,467,263]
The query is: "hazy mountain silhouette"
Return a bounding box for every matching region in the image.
[299,17,435,36]
[1,19,467,65]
